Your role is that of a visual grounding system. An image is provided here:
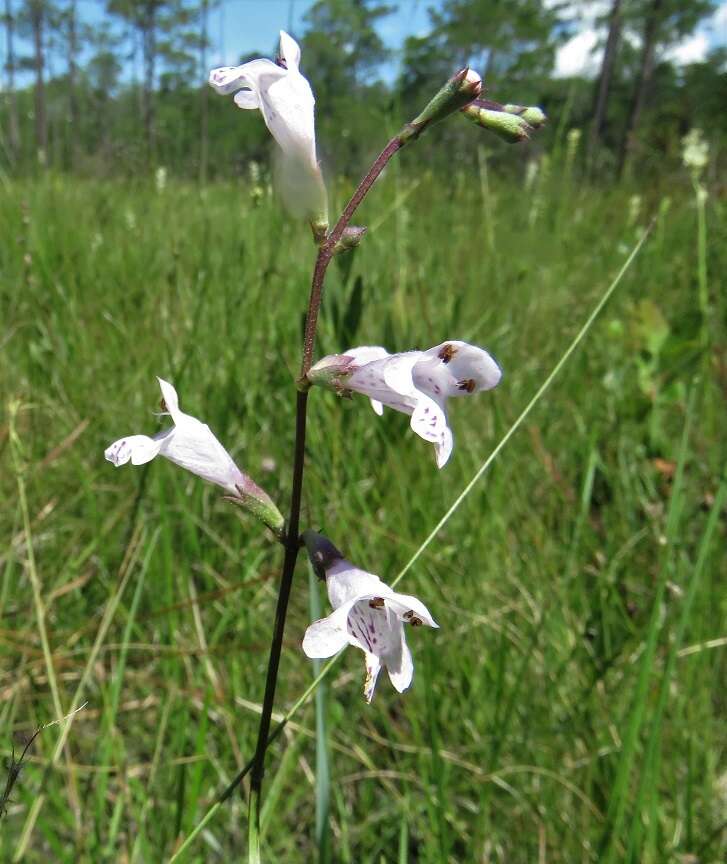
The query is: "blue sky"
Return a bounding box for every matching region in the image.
[42,0,434,85]
[112,0,727,80]
[6,0,727,86]
[208,0,433,66]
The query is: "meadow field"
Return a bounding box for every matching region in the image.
[0,155,725,862]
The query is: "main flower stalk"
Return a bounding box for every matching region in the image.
[246,133,405,844]
[246,64,488,856]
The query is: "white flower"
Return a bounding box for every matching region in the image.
[628,193,642,227]
[302,533,438,703]
[209,31,327,223]
[155,166,167,193]
[105,378,251,497]
[309,340,502,468]
[682,128,709,175]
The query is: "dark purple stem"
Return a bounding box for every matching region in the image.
[247,134,405,810]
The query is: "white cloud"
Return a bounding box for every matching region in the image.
[711,2,727,31]
[666,31,709,65]
[554,28,601,78]
[552,1,725,78]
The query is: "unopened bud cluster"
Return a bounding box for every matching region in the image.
[462,99,547,143]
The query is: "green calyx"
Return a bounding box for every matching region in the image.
[462,104,533,143]
[226,484,286,542]
[305,355,355,392]
[399,67,482,146]
[502,104,547,129]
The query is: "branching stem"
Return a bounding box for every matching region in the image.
[246,134,405,851]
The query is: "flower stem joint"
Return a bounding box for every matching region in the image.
[399,68,482,145]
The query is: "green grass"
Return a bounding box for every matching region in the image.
[0,157,725,863]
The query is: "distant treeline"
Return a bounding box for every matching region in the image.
[1,0,725,180]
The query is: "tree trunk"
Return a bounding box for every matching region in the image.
[30,0,47,162]
[588,0,622,165]
[141,1,156,160]
[67,0,79,166]
[199,0,208,183]
[618,0,663,177]
[4,0,20,161]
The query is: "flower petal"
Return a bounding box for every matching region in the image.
[157,377,181,422]
[159,423,244,495]
[385,628,414,694]
[347,356,419,415]
[279,30,301,71]
[262,72,318,165]
[345,346,390,365]
[208,59,282,95]
[363,652,382,702]
[383,352,423,398]
[418,341,502,396]
[234,89,259,110]
[326,560,388,608]
[383,592,439,628]
[435,426,454,469]
[410,393,453,467]
[105,433,165,467]
[302,616,349,659]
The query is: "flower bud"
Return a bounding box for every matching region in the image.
[399,68,482,145]
[332,225,367,256]
[502,104,547,129]
[462,104,532,143]
[310,217,328,245]
[302,530,344,579]
[304,354,356,392]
